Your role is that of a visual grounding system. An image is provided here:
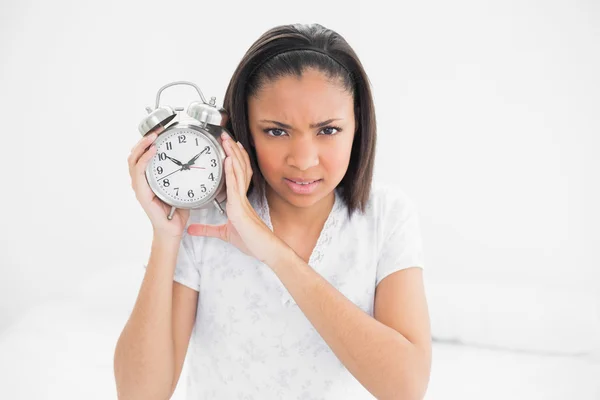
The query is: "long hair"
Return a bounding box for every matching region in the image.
[222,23,377,220]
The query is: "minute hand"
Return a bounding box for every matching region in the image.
[184,148,209,167]
[157,166,183,181]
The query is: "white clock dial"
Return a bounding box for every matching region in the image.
[150,129,221,203]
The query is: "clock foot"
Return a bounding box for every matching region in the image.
[213,199,225,214]
[167,206,176,220]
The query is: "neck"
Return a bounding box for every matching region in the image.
[265,184,335,234]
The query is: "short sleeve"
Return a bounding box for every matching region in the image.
[172,229,202,291]
[142,227,202,292]
[376,189,425,286]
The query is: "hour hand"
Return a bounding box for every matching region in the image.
[165,155,183,166]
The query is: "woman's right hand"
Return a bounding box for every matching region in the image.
[127,131,190,240]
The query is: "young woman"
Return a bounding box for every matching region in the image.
[116,23,431,400]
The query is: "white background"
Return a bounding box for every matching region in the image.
[0,0,598,356]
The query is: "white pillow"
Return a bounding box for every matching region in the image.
[425,280,600,356]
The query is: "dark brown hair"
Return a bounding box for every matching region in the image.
[222,23,377,220]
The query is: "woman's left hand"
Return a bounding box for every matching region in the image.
[187,131,288,266]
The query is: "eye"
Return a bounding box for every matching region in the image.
[319,126,342,136]
[262,125,343,137]
[263,128,288,137]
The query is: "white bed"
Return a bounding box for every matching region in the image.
[1,263,598,399]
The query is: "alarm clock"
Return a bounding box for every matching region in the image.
[138,81,231,220]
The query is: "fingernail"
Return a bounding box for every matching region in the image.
[237,141,243,149]
[221,132,230,139]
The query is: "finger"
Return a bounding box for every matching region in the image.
[230,149,246,194]
[224,137,246,178]
[187,223,227,241]
[224,156,238,205]
[224,139,246,194]
[132,145,157,197]
[236,141,253,185]
[136,144,157,177]
[131,145,157,200]
[228,140,249,193]
[130,132,157,157]
[223,139,244,194]
[128,133,157,172]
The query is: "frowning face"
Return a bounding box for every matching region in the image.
[247,68,356,209]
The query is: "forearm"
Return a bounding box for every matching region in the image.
[113,235,180,400]
[269,249,429,400]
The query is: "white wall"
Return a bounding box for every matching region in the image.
[0,0,598,332]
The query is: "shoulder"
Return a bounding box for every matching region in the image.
[367,181,418,222]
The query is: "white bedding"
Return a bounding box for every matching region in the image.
[0,265,598,399]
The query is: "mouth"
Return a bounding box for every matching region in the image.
[284,178,322,194]
[284,178,322,185]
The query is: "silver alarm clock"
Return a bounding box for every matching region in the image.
[138,81,230,220]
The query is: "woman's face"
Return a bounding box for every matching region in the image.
[247,68,356,208]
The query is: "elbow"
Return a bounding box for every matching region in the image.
[387,347,431,400]
[386,378,430,400]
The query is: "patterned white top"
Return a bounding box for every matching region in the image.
[144,182,425,399]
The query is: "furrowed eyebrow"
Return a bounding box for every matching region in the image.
[259,118,342,129]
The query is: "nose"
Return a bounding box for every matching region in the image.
[286,136,319,171]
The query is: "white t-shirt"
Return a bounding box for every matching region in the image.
[144,182,425,399]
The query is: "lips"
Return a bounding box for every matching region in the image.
[285,178,321,184]
[284,178,321,194]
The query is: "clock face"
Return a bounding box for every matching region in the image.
[148,129,221,204]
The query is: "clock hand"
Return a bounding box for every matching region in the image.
[164,155,183,167]
[156,166,183,181]
[184,147,209,167]
[186,153,201,166]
